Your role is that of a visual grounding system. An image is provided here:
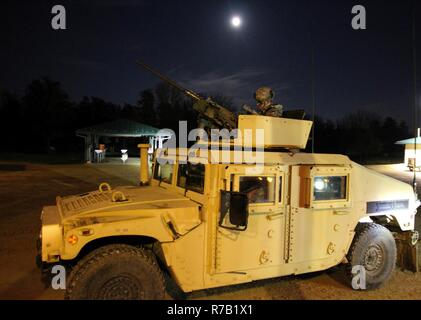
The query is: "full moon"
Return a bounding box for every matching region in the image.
[231,16,242,28]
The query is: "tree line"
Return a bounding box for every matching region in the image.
[308,112,410,163]
[0,77,199,154]
[0,77,410,163]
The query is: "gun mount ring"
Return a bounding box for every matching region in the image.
[112,191,127,202]
[99,183,112,193]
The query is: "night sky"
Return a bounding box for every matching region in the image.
[1,0,420,123]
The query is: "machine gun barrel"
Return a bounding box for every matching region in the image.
[136,60,202,102]
[136,60,237,130]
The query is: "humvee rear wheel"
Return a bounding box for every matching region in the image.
[347,223,396,290]
[65,244,165,300]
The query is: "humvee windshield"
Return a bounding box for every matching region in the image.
[177,163,205,194]
[153,160,205,194]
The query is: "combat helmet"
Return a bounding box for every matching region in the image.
[254,87,274,103]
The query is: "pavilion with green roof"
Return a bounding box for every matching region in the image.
[395,134,421,170]
[76,119,172,163]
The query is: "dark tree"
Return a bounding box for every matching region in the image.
[336,110,383,161]
[22,77,73,152]
[76,96,120,128]
[155,82,194,130]
[0,90,23,151]
[137,89,156,126]
[121,103,139,121]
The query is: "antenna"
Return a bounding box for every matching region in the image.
[309,23,316,153]
[311,44,316,153]
[412,1,418,193]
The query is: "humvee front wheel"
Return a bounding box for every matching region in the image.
[347,223,396,290]
[65,244,165,300]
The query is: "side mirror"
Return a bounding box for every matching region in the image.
[219,190,249,231]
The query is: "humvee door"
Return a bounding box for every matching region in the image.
[215,165,288,273]
[288,165,353,264]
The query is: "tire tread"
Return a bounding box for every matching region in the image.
[65,244,165,300]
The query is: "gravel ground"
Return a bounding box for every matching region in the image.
[0,160,419,300]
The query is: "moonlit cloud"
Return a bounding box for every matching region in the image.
[179,68,290,110]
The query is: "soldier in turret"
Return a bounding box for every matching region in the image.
[254,87,283,117]
[243,87,283,117]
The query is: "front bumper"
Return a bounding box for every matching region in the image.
[39,206,62,263]
[36,234,55,288]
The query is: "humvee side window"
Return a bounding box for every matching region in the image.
[153,162,174,184]
[313,176,347,201]
[177,163,205,194]
[239,176,276,204]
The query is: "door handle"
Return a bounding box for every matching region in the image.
[334,210,351,215]
[266,212,284,220]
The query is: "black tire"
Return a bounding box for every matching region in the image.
[65,244,165,300]
[347,223,396,290]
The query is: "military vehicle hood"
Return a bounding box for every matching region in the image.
[56,186,201,235]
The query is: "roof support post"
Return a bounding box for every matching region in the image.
[138,143,150,186]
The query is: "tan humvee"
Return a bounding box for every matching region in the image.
[37,115,419,299]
